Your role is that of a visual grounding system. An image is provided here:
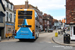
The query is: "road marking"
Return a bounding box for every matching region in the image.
[50,36,54,43]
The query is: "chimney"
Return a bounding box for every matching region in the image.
[44,13,47,16]
[25,0,28,9]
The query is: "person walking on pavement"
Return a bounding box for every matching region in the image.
[63,27,65,33]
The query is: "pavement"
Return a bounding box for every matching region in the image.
[0,38,19,42]
[52,31,75,47]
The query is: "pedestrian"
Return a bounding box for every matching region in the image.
[45,28,46,32]
[63,27,65,33]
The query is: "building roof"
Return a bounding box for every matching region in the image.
[14,4,40,11]
[0,0,6,11]
[5,0,13,5]
[14,5,25,10]
[53,19,58,22]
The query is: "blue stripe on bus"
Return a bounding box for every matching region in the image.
[15,19,35,39]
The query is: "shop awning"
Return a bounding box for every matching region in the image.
[0,11,5,17]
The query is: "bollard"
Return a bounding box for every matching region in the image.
[55,32,58,37]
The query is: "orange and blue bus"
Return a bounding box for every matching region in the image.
[15,9,40,41]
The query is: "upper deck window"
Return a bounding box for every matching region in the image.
[18,11,32,15]
[18,11,32,19]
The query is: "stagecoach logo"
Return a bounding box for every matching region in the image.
[21,31,28,33]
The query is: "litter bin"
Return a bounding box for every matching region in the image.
[64,34,70,44]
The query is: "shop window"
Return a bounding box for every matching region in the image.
[10,14,12,22]
[8,28,11,31]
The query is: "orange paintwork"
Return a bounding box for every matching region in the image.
[62,19,66,23]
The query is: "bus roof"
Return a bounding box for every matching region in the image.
[17,9,35,11]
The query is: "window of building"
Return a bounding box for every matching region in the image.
[10,14,12,22]
[11,4,12,9]
[7,2,9,8]
[0,17,3,23]
[45,20,46,23]
[40,18,42,23]
[6,12,8,22]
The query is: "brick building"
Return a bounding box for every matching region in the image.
[14,0,43,31]
[66,0,75,40]
[43,13,53,31]
[66,0,75,24]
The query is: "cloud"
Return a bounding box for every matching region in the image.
[54,16,65,20]
[9,0,66,20]
[29,0,66,11]
[10,0,66,10]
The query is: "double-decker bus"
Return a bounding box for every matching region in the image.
[15,9,39,41]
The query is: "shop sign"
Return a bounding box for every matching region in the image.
[6,23,14,26]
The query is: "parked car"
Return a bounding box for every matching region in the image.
[48,28,53,32]
[45,28,47,32]
[57,26,61,29]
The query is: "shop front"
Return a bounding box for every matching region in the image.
[5,23,14,38]
[70,25,75,40]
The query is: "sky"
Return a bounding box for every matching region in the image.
[9,0,66,20]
